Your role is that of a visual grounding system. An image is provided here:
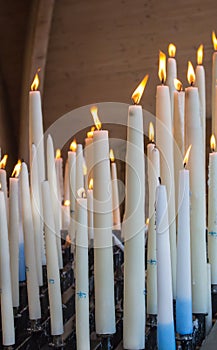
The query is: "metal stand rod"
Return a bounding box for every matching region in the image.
[193,313,207,347]
[13,307,22,318]
[27,319,42,333]
[146,314,157,327]
[49,335,65,348]
[100,335,112,350]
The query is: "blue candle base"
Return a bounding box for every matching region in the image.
[176,298,193,335]
[157,322,176,350]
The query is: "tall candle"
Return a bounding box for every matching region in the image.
[212,31,217,136]
[68,140,77,245]
[0,191,15,346]
[208,135,217,284]
[0,154,8,219]
[76,144,84,195]
[185,61,207,313]
[85,127,94,184]
[156,51,176,297]
[87,178,94,242]
[147,143,160,316]
[62,200,70,231]
[55,149,64,202]
[166,43,177,121]
[8,161,22,308]
[42,181,64,336]
[20,162,41,320]
[122,76,148,349]
[156,185,175,350]
[64,160,70,202]
[75,194,90,350]
[91,106,116,335]
[47,135,63,269]
[206,263,212,335]
[110,149,121,231]
[31,144,43,286]
[176,147,193,335]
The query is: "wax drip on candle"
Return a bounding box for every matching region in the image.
[210,134,216,153]
[174,78,183,92]
[168,43,176,58]
[197,44,204,65]
[131,74,149,104]
[183,145,192,169]
[158,50,166,85]
[187,61,196,86]
[212,31,217,51]
[0,154,8,169]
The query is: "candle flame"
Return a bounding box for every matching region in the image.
[187,61,195,85]
[70,139,77,152]
[174,78,183,92]
[131,74,149,104]
[64,200,70,207]
[11,159,22,178]
[183,145,192,167]
[168,43,176,58]
[110,149,115,162]
[0,154,8,169]
[210,134,216,151]
[158,50,166,84]
[89,178,93,190]
[87,126,95,138]
[83,160,87,176]
[77,187,86,198]
[197,44,203,65]
[91,106,102,130]
[149,122,154,142]
[56,148,61,159]
[31,71,40,91]
[146,218,149,225]
[212,31,217,50]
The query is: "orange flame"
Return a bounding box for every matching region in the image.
[110,149,115,162]
[56,149,61,159]
[91,106,102,130]
[197,44,203,65]
[89,178,93,190]
[83,160,87,176]
[158,51,166,83]
[174,78,183,92]
[131,74,149,104]
[212,31,217,50]
[210,134,216,151]
[12,159,22,178]
[70,139,77,152]
[0,154,8,169]
[187,61,195,85]
[87,126,95,138]
[31,72,40,91]
[168,43,176,58]
[149,122,154,142]
[183,145,192,167]
[64,200,70,207]
[146,218,149,225]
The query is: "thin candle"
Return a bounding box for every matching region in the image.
[166,43,177,120]
[110,149,121,231]
[212,31,217,135]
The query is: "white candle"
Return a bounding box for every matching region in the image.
[8,162,22,308]
[156,185,175,350]
[68,140,77,245]
[64,160,70,202]
[147,145,160,316]
[208,135,217,284]
[87,179,94,242]
[76,144,84,195]
[122,76,148,349]
[185,61,207,313]
[85,129,94,184]
[42,181,64,336]
[206,263,212,335]
[62,200,70,231]
[47,135,63,269]
[75,195,90,350]
[55,149,64,202]
[0,155,8,219]
[195,44,206,162]
[176,154,193,335]
[156,51,176,297]
[31,144,43,286]
[20,162,41,320]
[173,81,185,213]
[0,191,15,346]
[91,106,116,335]
[166,43,177,120]
[110,149,121,231]
[212,31,217,136]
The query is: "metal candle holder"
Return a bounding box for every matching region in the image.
[192,313,207,346]
[176,333,193,350]
[49,335,65,348]
[27,319,42,333]
[100,335,112,350]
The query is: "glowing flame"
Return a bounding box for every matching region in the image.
[77,187,86,198]
[174,78,183,92]
[212,31,217,50]
[110,149,115,162]
[210,134,216,151]
[146,218,149,225]
[168,43,176,58]
[149,122,154,142]
[87,126,95,138]
[89,178,93,190]
[158,51,166,83]
[31,72,40,91]
[187,61,195,85]
[91,106,102,130]
[131,74,149,104]
[56,149,61,159]
[64,200,70,207]
[0,154,8,169]
[70,139,77,152]
[197,44,203,65]
[183,145,192,167]
[83,160,87,176]
[11,159,22,178]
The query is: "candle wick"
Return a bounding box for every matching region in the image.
[190,81,194,87]
[184,163,186,169]
[161,79,164,85]
[158,177,161,185]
